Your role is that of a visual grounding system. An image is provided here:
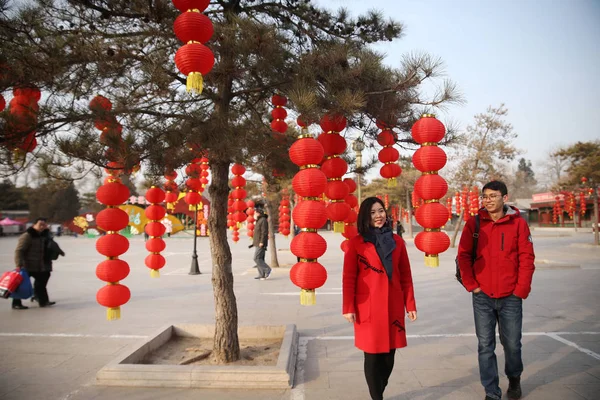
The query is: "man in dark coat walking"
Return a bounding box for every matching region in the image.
[12,218,64,310]
[252,205,271,280]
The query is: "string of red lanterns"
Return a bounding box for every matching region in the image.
[145,186,167,278]
[246,200,256,238]
[319,113,350,233]
[446,197,453,221]
[341,177,358,252]
[95,169,131,320]
[289,116,328,305]
[164,170,179,212]
[279,193,291,237]
[271,94,288,142]
[172,0,215,94]
[6,87,41,156]
[377,121,401,187]
[230,163,247,243]
[411,114,450,267]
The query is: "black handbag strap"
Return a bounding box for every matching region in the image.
[471,215,480,261]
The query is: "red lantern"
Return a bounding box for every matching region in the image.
[290,137,324,166]
[230,163,247,243]
[174,42,215,94]
[145,186,167,277]
[96,234,130,258]
[0,94,5,112]
[145,254,166,271]
[146,221,166,237]
[412,146,447,172]
[96,284,131,320]
[173,12,213,44]
[96,259,130,282]
[89,95,112,112]
[411,115,446,144]
[96,208,129,232]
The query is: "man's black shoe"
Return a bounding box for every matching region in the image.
[40,301,56,307]
[12,304,29,310]
[485,396,497,400]
[507,376,522,399]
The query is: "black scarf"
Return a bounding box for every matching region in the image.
[362,225,396,280]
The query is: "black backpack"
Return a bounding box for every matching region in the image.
[46,238,62,261]
[455,215,480,287]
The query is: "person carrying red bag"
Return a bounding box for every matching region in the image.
[12,217,64,310]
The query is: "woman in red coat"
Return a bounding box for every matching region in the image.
[343,197,417,400]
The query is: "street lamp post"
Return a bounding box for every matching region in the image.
[189,204,201,275]
[352,139,365,204]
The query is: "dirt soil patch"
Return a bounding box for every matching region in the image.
[141,335,282,366]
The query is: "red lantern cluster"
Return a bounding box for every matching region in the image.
[411,114,450,267]
[552,195,562,224]
[341,177,358,252]
[446,197,453,221]
[184,159,202,211]
[95,172,131,320]
[289,118,328,305]
[5,86,41,155]
[145,187,167,277]
[469,186,480,216]
[246,200,256,238]
[172,0,214,93]
[318,113,350,233]
[271,94,288,141]
[279,193,291,236]
[199,157,210,195]
[230,163,247,243]
[579,191,587,216]
[565,192,576,219]
[164,170,179,212]
[461,186,469,221]
[454,191,461,216]
[376,121,401,187]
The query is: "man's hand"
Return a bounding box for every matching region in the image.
[473,287,482,294]
[343,313,355,323]
[259,243,264,248]
[407,311,417,321]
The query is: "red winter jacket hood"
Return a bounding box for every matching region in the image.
[457,206,535,299]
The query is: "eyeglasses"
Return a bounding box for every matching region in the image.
[479,194,502,201]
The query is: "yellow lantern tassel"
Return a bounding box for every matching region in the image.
[300,289,316,306]
[186,72,204,94]
[106,307,121,321]
[333,221,344,233]
[167,202,175,211]
[387,178,397,188]
[424,254,439,268]
[150,269,160,278]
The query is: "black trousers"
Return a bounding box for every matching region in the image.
[12,271,51,307]
[364,349,396,400]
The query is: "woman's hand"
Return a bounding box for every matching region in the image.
[343,313,356,323]
[407,311,417,321]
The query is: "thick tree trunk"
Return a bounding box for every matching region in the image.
[208,160,240,363]
[265,195,280,268]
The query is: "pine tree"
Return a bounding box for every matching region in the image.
[1,0,460,362]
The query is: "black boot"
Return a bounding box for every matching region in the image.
[507,376,522,399]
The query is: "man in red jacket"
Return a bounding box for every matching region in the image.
[458,181,535,400]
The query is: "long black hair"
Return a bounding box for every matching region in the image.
[357,197,387,236]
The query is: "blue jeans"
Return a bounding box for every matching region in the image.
[472,292,523,400]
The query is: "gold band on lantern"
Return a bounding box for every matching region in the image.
[300,228,318,233]
[297,133,313,139]
[302,197,320,201]
[330,199,345,203]
[421,142,439,146]
[423,228,441,232]
[328,177,342,181]
[422,171,439,175]
[421,113,436,118]
[424,199,440,204]
[324,155,340,160]
[299,258,318,263]
[299,164,320,170]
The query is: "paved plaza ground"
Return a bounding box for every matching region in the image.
[0,228,599,400]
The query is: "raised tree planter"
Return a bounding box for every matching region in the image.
[96,324,298,389]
